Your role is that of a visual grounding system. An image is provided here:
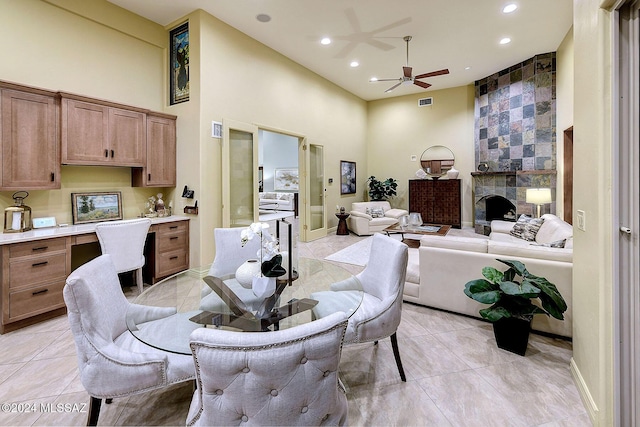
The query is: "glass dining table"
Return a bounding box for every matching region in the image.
[125,257,363,355]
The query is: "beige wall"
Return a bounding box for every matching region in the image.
[556,27,574,222]
[572,0,615,424]
[0,0,172,224]
[366,85,476,226]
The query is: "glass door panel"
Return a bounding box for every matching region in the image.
[306,143,326,240]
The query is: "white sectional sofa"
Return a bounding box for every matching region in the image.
[403,214,573,338]
[347,201,408,236]
[258,192,297,211]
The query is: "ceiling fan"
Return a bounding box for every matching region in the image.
[370,36,449,93]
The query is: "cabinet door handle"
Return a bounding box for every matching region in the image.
[170,226,178,230]
[104,149,109,158]
[170,256,178,260]
[170,236,178,240]
[32,246,48,251]
[32,289,49,296]
[110,150,114,158]
[50,172,54,182]
[148,173,151,181]
[32,261,49,267]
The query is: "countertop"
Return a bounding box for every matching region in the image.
[0,216,190,246]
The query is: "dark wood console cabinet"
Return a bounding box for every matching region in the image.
[408,179,461,228]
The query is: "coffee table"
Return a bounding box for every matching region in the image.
[384,224,451,247]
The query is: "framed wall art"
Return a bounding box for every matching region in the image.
[170,22,189,105]
[71,192,123,225]
[340,160,356,195]
[274,168,299,191]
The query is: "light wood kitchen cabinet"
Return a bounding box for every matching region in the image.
[132,112,176,187]
[1,237,70,333]
[0,82,60,190]
[61,94,145,167]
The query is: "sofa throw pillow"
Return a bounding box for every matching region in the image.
[370,207,385,218]
[510,215,544,242]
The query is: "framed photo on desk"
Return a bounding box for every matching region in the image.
[71,191,123,225]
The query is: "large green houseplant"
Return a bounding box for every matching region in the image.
[463,259,568,355]
[366,176,398,201]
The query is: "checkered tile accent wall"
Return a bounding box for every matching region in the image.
[474,52,556,172]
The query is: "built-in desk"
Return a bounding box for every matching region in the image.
[0,216,189,333]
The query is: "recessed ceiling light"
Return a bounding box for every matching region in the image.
[502,4,518,14]
[320,37,331,45]
[500,37,511,45]
[350,61,359,68]
[256,13,271,23]
[369,77,378,82]
[465,66,471,70]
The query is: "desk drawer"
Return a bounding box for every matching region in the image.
[10,238,66,259]
[155,221,188,235]
[156,232,187,253]
[9,280,65,321]
[155,249,188,279]
[9,253,67,289]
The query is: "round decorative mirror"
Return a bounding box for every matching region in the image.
[420,145,455,177]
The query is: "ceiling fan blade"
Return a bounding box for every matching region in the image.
[365,39,395,51]
[414,80,432,89]
[371,78,403,82]
[414,69,450,79]
[385,82,402,93]
[403,66,412,78]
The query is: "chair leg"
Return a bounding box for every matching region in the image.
[135,268,144,294]
[390,332,406,382]
[87,397,102,426]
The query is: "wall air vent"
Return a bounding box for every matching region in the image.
[418,97,433,107]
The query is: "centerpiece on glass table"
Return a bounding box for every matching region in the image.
[236,222,286,299]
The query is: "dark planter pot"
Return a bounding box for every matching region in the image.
[492,317,531,356]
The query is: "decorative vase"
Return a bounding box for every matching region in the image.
[252,275,276,299]
[408,212,423,227]
[492,317,531,356]
[447,167,459,179]
[235,259,261,289]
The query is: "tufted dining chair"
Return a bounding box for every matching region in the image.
[186,311,349,426]
[199,227,264,313]
[64,254,195,426]
[95,218,151,294]
[312,233,409,382]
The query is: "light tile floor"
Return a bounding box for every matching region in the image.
[0,227,591,426]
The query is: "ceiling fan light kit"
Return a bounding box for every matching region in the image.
[371,35,449,93]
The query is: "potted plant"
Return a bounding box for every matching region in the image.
[366,176,398,201]
[463,259,568,355]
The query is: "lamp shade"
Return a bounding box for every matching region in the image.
[526,188,552,205]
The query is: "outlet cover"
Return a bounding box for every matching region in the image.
[410,155,417,161]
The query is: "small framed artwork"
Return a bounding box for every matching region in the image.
[340,161,356,195]
[169,22,189,105]
[274,168,299,191]
[71,192,123,225]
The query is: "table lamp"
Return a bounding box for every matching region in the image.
[526,188,552,218]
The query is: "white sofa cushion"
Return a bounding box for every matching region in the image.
[385,208,408,219]
[420,235,488,253]
[535,213,574,244]
[405,249,420,285]
[488,240,573,263]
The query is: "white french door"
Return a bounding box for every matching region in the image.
[300,141,326,241]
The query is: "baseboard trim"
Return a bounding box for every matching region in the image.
[570,357,599,424]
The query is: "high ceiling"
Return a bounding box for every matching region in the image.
[106,0,573,101]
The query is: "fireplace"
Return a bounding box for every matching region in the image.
[485,195,516,221]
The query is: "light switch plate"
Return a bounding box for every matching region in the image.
[576,210,586,231]
[33,217,57,229]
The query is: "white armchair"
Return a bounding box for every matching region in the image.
[63,255,195,426]
[186,311,349,426]
[311,233,409,382]
[346,201,408,236]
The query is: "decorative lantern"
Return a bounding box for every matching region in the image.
[4,191,32,233]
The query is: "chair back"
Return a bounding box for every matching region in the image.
[209,227,263,277]
[95,218,151,274]
[358,233,408,301]
[187,312,349,426]
[64,255,130,359]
